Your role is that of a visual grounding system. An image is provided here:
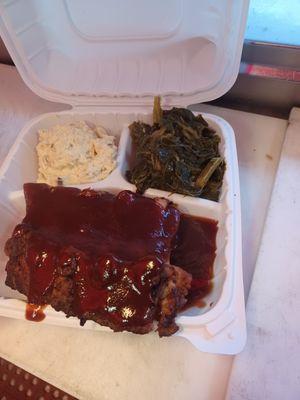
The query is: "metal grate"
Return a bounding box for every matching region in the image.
[0,357,77,400]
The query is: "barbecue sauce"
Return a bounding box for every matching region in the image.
[171,214,217,308]
[19,184,217,326]
[20,184,179,328]
[25,303,47,322]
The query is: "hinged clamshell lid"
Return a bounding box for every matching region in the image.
[0,0,249,107]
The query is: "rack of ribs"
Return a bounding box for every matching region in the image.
[5,183,192,336]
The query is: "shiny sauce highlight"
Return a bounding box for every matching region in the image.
[25,303,47,322]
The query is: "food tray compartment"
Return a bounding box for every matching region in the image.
[0,110,245,354]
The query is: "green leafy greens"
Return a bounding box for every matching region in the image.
[127,97,225,201]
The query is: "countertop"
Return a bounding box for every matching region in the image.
[226,108,300,400]
[0,64,297,400]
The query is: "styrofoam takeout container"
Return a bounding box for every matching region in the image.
[0,0,249,354]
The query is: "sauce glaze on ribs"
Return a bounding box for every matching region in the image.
[5,184,192,336]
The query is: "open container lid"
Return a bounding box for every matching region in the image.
[0,0,249,107]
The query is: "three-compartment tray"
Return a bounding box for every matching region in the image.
[0,0,248,353]
[0,109,245,354]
